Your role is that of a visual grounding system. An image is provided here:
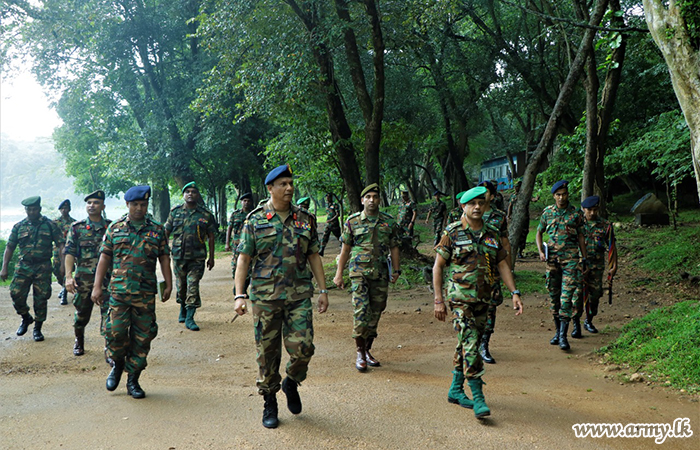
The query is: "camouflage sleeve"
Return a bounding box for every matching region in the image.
[340,220,353,246]
[390,220,401,248]
[100,224,115,257]
[237,220,256,256]
[50,220,65,245]
[308,215,320,254]
[496,238,508,263]
[7,222,20,246]
[537,209,547,233]
[164,210,174,233]
[65,225,78,257]
[157,225,170,256]
[575,210,584,234]
[206,212,218,234]
[434,231,453,261]
[500,215,509,238]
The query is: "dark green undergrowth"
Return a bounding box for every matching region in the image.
[598,300,700,393]
[514,270,547,295]
[0,239,18,286]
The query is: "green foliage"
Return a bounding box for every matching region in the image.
[0,239,18,285]
[678,0,700,49]
[599,301,700,392]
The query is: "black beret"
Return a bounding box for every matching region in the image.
[21,196,41,207]
[58,199,71,209]
[551,180,569,194]
[240,192,253,201]
[84,190,105,202]
[581,195,600,209]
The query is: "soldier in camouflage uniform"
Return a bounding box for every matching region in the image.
[53,199,75,305]
[447,191,466,225]
[425,190,447,246]
[1,196,65,341]
[92,185,172,399]
[225,192,254,297]
[535,180,587,350]
[233,164,329,429]
[319,193,341,256]
[334,183,401,372]
[397,189,417,237]
[64,190,111,356]
[165,181,217,331]
[574,196,617,334]
[433,186,523,419]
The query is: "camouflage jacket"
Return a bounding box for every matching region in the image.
[8,215,64,265]
[238,201,319,302]
[482,207,508,239]
[397,199,416,227]
[52,215,75,259]
[100,216,170,296]
[494,192,505,211]
[428,199,447,221]
[228,208,249,246]
[435,218,507,305]
[165,204,217,260]
[583,216,613,265]
[326,201,341,226]
[537,203,583,261]
[65,218,112,289]
[340,210,401,280]
[447,207,462,225]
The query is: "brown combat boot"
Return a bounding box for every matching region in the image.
[73,328,84,356]
[355,337,367,372]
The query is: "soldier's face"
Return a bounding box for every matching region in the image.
[268,177,294,203]
[183,187,200,204]
[241,198,252,210]
[463,198,486,220]
[362,192,380,214]
[86,199,105,217]
[59,205,71,216]
[401,192,409,201]
[583,206,599,221]
[25,206,41,221]
[553,189,569,208]
[127,200,149,221]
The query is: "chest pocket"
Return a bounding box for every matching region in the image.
[255,224,278,256]
[143,235,161,258]
[353,226,373,246]
[294,226,312,255]
[18,229,32,244]
[79,237,98,259]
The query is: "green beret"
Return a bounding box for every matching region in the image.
[297,197,310,206]
[84,190,105,202]
[455,191,467,202]
[21,196,41,207]
[460,186,488,204]
[361,183,380,197]
[182,181,198,193]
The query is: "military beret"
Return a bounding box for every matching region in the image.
[551,180,569,194]
[581,195,600,209]
[400,188,409,193]
[432,190,442,197]
[361,183,380,197]
[265,164,293,185]
[240,192,253,201]
[455,191,467,202]
[478,181,497,196]
[297,197,310,206]
[124,185,151,202]
[182,181,198,193]
[58,199,71,209]
[21,196,41,207]
[84,190,105,202]
[460,186,488,204]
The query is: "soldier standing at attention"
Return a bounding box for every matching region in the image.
[425,190,447,246]
[233,164,329,429]
[54,199,75,305]
[92,185,172,399]
[225,192,254,297]
[397,189,417,237]
[447,191,466,225]
[319,193,341,256]
[165,182,217,331]
[1,196,65,341]
[433,187,523,419]
[333,183,401,372]
[535,180,587,350]
[575,195,617,334]
[64,190,112,356]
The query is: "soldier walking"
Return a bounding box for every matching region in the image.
[397,189,417,237]
[334,183,401,372]
[165,182,217,331]
[425,190,447,246]
[1,196,65,341]
[53,199,75,305]
[233,164,329,429]
[446,191,466,225]
[433,187,523,419]
[92,186,172,399]
[64,190,112,356]
[225,192,254,296]
[319,193,341,256]
[535,180,587,350]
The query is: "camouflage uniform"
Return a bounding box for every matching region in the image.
[574,216,613,320]
[428,199,447,246]
[64,218,112,334]
[229,208,249,281]
[397,199,416,236]
[481,208,508,334]
[100,216,170,374]
[435,218,507,379]
[238,200,319,395]
[537,204,584,319]
[320,200,342,250]
[52,215,75,286]
[340,211,401,340]
[165,204,217,308]
[8,216,64,322]
[447,206,462,225]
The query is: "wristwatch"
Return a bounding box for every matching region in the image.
[510,290,521,297]
[394,269,402,275]
[319,289,328,294]
[234,294,248,300]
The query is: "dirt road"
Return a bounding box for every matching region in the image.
[1,241,698,449]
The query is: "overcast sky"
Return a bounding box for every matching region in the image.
[0,69,62,141]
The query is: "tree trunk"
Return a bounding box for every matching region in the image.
[151,185,171,224]
[644,0,700,204]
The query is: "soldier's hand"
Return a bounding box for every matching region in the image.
[91,288,103,306]
[65,276,78,294]
[513,294,523,316]
[161,285,172,302]
[207,258,215,271]
[0,268,8,282]
[539,251,546,262]
[234,297,247,316]
[390,272,400,283]
[224,244,231,252]
[434,300,447,322]
[317,293,329,313]
[333,273,345,290]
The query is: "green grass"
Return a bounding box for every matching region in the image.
[598,300,700,393]
[514,270,547,294]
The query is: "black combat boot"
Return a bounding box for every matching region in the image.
[558,319,570,350]
[126,371,146,399]
[16,313,34,336]
[550,316,561,345]
[318,246,325,257]
[480,332,496,364]
[365,337,381,367]
[571,319,582,338]
[106,359,125,391]
[185,307,200,331]
[584,314,599,333]
[73,328,84,356]
[262,393,279,429]
[355,337,367,372]
[281,377,302,414]
[59,287,68,305]
[178,303,186,323]
[33,321,44,342]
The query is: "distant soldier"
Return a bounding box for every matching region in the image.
[319,193,341,257]
[575,195,617,334]
[296,196,311,211]
[53,199,75,305]
[165,182,217,331]
[491,180,505,211]
[93,185,173,399]
[425,190,447,246]
[433,186,523,419]
[334,183,401,372]
[397,189,417,237]
[446,191,466,225]
[64,190,112,356]
[1,196,65,341]
[535,180,587,350]
[233,164,329,429]
[225,192,254,297]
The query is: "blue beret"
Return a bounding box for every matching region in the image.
[240,192,253,201]
[21,196,41,207]
[460,186,488,204]
[581,195,600,209]
[265,164,293,185]
[58,199,71,209]
[478,181,496,195]
[182,181,198,193]
[551,180,569,194]
[124,185,151,202]
[84,190,105,201]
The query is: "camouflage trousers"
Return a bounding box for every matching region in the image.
[104,294,158,374]
[432,219,444,246]
[320,221,341,248]
[10,260,52,322]
[174,258,205,308]
[52,249,65,287]
[350,276,389,340]
[484,283,504,334]
[573,263,605,320]
[450,301,489,380]
[73,285,109,335]
[252,297,315,395]
[546,258,582,319]
[230,249,251,296]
